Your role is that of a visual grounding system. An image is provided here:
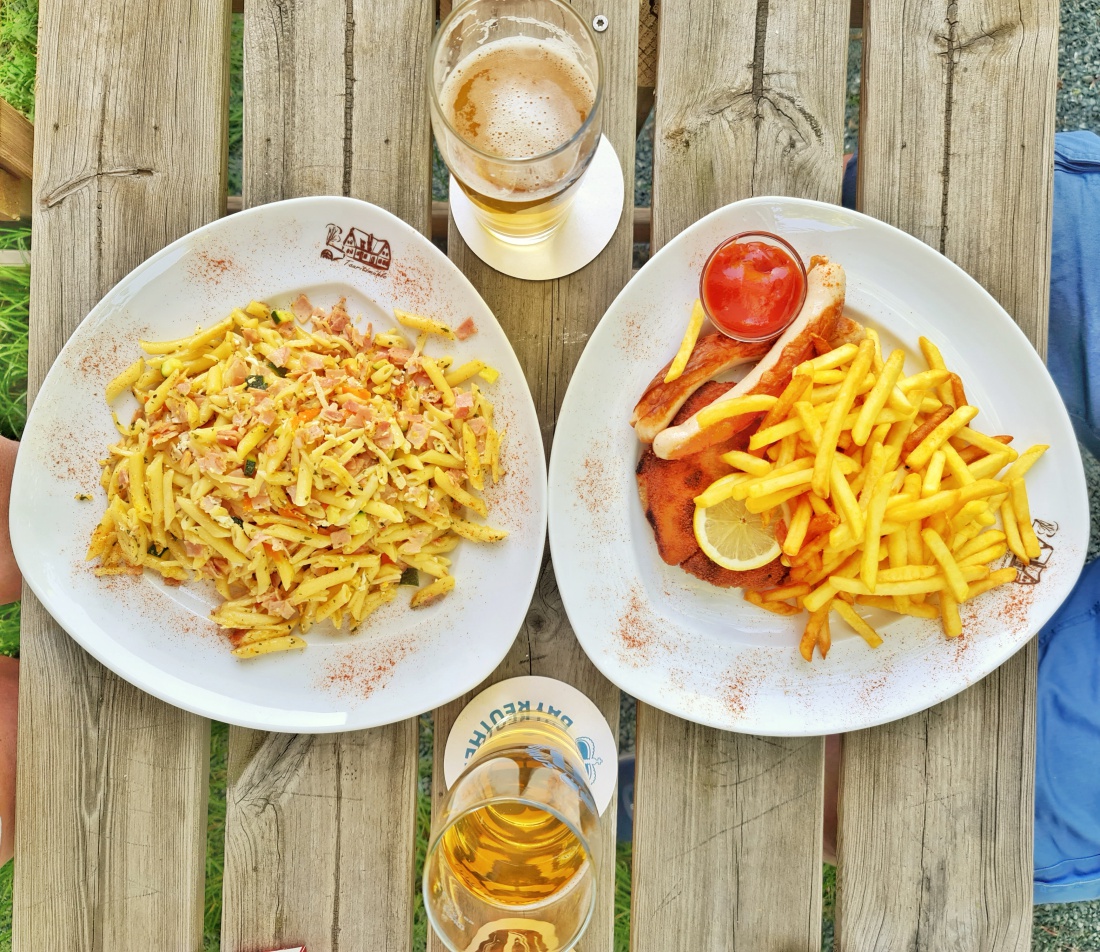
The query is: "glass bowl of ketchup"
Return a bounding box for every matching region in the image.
[699,231,807,343]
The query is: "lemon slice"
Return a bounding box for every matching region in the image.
[693,497,782,571]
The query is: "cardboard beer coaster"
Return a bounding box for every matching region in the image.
[448,135,625,282]
[443,675,618,815]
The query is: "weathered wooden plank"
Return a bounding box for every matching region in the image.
[0,167,31,221]
[835,3,1058,950]
[631,1,849,950]
[428,3,637,951]
[0,99,33,220]
[13,2,230,949]
[221,3,432,950]
[0,98,33,181]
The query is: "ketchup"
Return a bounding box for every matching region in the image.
[701,235,806,341]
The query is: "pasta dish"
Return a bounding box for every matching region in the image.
[87,296,507,658]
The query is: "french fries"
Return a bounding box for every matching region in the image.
[664,300,706,383]
[693,332,1047,660]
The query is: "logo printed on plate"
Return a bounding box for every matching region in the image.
[1012,518,1059,585]
[321,222,392,273]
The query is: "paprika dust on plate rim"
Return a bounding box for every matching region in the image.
[699,231,807,342]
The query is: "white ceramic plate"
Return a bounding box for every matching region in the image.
[12,197,546,733]
[548,196,1089,736]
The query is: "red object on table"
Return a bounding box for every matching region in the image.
[700,232,806,342]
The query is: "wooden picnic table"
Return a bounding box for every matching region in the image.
[13,1,1058,949]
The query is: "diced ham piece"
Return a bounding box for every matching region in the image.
[174,377,191,394]
[387,348,413,367]
[344,323,366,350]
[302,423,324,443]
[291,294,314,319]
[197,450,228,475]
[277,320,296,339]
[225,357,249,387]
[455,317,477,340]
[269,346,290,367]
[454,390,475,420]
[348,409,371,430]
[320,404,343,423]
[184,540,204,558]
[328,303,350,333]
[242,327,261,343]
[149,421,186,446]
[260,592,297,619]
[406,421,430,450]
[375,427,395,450]
[301,352,325,372]
[216,428,242,448]
[396,528,429,556]
[467,417,488,436]
[330,529,352,546]
[257,404,276,427]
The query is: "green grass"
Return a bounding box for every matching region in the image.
[227,13,243,196]
[0,248,30,442]
[204,722,229,950]
[0,0,36,120]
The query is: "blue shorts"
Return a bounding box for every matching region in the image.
[1035,558,1100,902]
[845,134,1100,903]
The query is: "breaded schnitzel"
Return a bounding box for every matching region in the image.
[636,382,789,591]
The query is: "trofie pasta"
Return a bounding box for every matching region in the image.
[87,296,507,658]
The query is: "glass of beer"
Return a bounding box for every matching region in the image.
[424,713,601,952]
[428,0,604,245]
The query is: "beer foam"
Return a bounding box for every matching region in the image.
[440,37,596,160]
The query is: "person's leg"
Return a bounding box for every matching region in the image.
[0,437,20,604]
[0,655,17,864]
[0,436,20,864]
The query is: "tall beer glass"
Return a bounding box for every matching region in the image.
[424,714,600,952]
[428,0,604,245]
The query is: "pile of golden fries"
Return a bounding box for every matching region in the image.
[694,332,1046,660]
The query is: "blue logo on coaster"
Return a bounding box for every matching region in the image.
[576,736,603,785]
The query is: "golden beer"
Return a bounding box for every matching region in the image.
[424,716,600,952]
[429,0,604,244]
[438,764,591,906]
